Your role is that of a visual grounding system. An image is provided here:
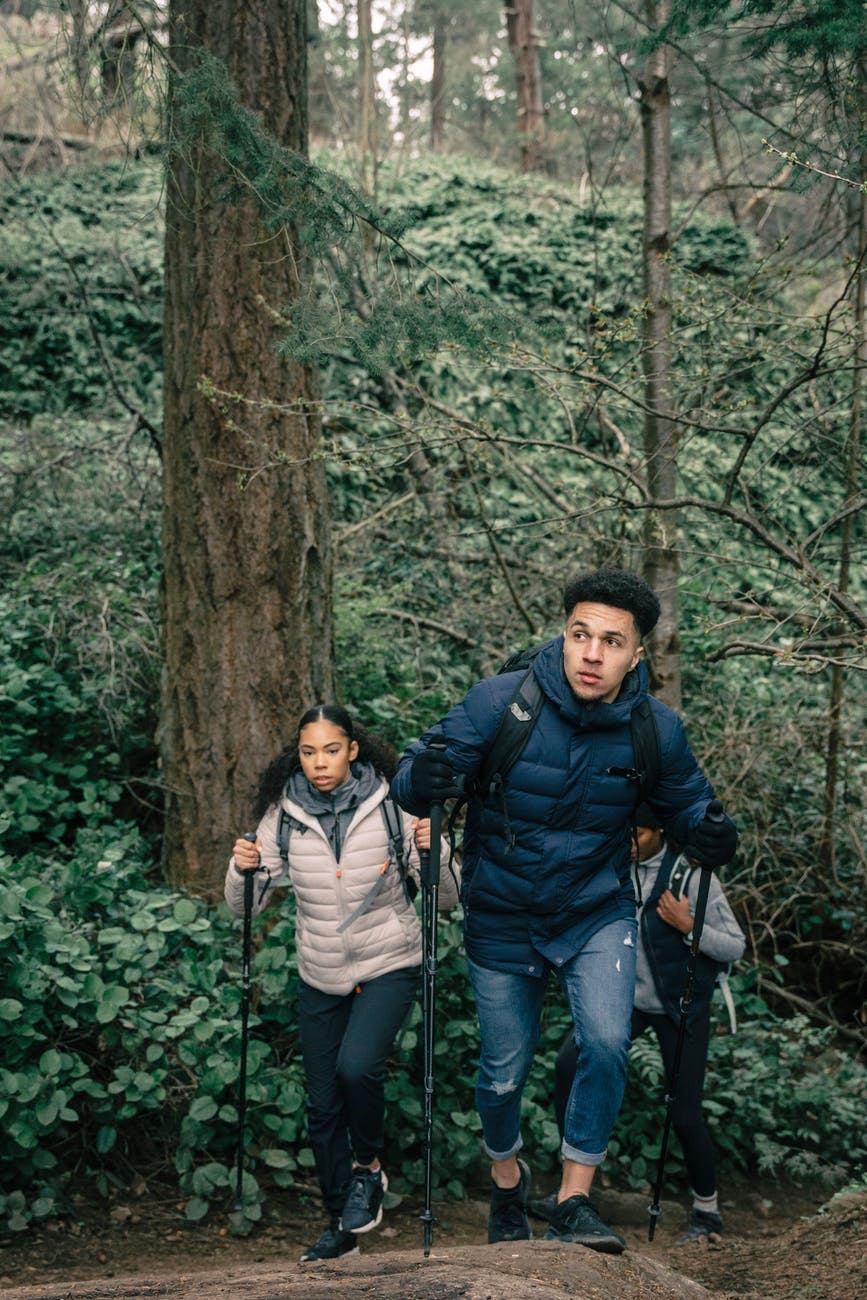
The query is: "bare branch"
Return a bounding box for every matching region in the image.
[705,640,866,670]
[335,490,416,545]
[372,608,500,659]
[758,981,867,1050]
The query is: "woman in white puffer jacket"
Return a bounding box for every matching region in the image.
[225,703,456,1265]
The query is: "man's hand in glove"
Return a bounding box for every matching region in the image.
[410,745,461,805]
[688,803,738,867]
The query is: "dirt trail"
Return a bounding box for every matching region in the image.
[0,1240,716,1300]
[1,1181,864,1300]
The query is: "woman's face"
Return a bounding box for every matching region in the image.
[298,720,359,794]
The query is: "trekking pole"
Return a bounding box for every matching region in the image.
[235,832,260,1212]
[648,800,725,1242]
[419,739,446,1257]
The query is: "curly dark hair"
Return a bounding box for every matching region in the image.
[253,703,398,821]
[562,567,660,638]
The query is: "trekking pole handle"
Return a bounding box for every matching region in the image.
[239,833,259,942]
[691,800,725,874]
[419,739,446,888]
[240,831,262,873]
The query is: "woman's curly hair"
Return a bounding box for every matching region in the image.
[253,703,399,821]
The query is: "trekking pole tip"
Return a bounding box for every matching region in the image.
[420,1207,435,1256]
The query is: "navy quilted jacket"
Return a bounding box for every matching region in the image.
[391,636,715,975]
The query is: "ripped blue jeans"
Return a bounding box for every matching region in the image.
[468,917,637,1165]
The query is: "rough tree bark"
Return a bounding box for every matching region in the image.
[430,8,446,153]
[638,0,680,710]
[820,63,867,871]
[504,0,544,174]
[358,0,377,194]
[161,0,333,889]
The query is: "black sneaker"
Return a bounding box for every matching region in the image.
[527,1190,559,1222]
[340,1165,388,1234]
[545,1193,626,1254]
[300,1222,360,1262]
[676,1207,723,1244]
[488,1158,532,1243]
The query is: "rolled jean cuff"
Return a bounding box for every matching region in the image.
[483,1136,524,1162]
[561,1141,607,1166]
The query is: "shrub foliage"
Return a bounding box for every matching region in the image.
[2,154,865,1232]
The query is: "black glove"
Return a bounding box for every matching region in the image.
[410,744,460,805]
[687,802,738,867]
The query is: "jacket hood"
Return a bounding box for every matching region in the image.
[287,759,381,817]
[533,634,647,728]
[287,760,384,859]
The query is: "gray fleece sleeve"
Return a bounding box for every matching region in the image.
[686,871,746,964]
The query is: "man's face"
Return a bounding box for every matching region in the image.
[562,601,643,704]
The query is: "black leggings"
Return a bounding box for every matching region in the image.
[554,1007,716,1197]
[297,966,419,1220]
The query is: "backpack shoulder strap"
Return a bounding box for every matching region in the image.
[380,795,417,899]
[666,851,695,901]
[337,796,419,932]
[473,664,545,799]
[276,806,291,869]
[630,698,661,801]
[276,806,308,869]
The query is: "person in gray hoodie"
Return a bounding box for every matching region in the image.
[529,803,745,1243]
[226,703,456,1264]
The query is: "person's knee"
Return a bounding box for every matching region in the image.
[336,1054,380,1093]
[481,1071,524,1100]
[579,1023,630,1076]
[671,1106,706,1136]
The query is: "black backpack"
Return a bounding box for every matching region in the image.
[469,637,662,807]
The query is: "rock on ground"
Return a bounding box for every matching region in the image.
[0,1239,718,1300]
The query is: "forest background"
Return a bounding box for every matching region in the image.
[0,0,865,1245]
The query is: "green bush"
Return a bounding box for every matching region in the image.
[1,151,864,1238]
[0,829,300,1234]
[0,577,158,860]
[0,833,464,1236]
[4,829,867,1237]
[0,163,163,421]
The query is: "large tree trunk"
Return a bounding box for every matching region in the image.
[504,0,544,174]
[161,0,333,890]
[820,68,867,871]
[638,0,680,710]
[358,0,376,194]
[308,0,331,145]
[430,9,446,153]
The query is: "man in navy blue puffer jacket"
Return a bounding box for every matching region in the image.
[391,567,738,1255]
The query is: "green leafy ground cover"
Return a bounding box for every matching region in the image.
[1,156,865,1236]
[2,839,866,1236]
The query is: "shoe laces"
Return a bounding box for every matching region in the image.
[491,1184,528,1233]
